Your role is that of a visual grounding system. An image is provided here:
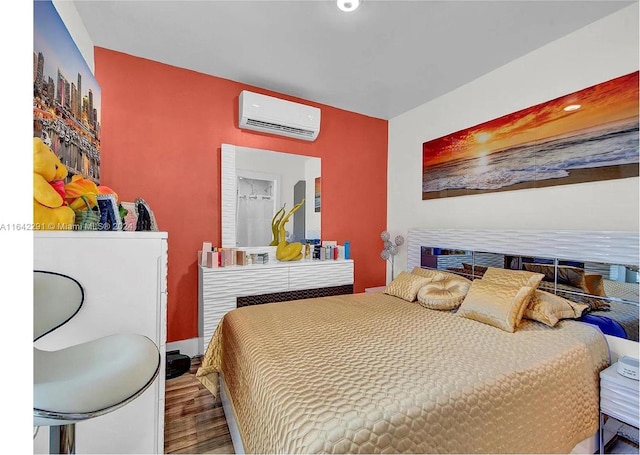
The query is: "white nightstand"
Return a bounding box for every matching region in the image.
[365,285,387,293]
[599,362,640,454]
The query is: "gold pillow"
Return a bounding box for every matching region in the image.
[462,262,489,276]
[417,277,471,310]
[384,271,432,302]
[524,290,589,327]
[482,267,544,289]
[522,263,596,294]
[410,266,459,282]
[457,279,534,332]
[584,273,606,297]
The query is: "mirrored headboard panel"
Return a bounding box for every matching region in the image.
[408,229,639,341]
[421,247,638,303]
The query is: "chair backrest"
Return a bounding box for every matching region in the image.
[34,271,84,342]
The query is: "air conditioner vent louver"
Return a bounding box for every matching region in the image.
[238,90,321,141]
[245,119,316,138]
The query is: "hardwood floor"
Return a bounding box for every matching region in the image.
[164,357,234,454]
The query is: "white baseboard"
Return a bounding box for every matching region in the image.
[166,337,204,358]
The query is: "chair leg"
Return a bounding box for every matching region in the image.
[50,424,75,454]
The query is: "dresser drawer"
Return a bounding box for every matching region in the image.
[288,261,354,290]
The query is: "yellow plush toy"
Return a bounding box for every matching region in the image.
[33,137,75,230]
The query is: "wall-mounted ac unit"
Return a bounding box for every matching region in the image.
[238,90,321,142]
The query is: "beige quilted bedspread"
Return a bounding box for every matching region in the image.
[196,292,609,454]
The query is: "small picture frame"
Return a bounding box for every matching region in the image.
[120,202,138,231]
[96,194,123,231]
[135,198,158,231]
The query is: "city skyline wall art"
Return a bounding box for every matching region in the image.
[422,71,639,200]
[34,0,102,183]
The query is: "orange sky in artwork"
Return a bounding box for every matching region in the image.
[423,72,639,168]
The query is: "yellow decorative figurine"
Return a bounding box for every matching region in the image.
[269,206,286,246]
[274,199,305,261]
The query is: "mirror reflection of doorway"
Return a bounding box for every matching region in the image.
[292,180,306,242]
[236,172,278,247]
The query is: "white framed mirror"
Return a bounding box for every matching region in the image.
[221,144,321,248]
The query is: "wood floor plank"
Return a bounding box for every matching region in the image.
[165,411,228,439]
[164,357,234,454]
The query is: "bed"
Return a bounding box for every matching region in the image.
[197,288,609,453]
[196,229,638,453]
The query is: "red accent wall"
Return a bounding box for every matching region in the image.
[94,48,388,342]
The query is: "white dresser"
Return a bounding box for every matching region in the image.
[33,231,168,454]
[199,259,354,353]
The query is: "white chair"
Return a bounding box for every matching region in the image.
[33,270,161,454]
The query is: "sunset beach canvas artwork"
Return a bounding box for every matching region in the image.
[422,71,639,200]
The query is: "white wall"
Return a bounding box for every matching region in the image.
[52,0,94,72]
[388,3,639,279]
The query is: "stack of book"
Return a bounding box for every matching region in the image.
[310,240,349,261]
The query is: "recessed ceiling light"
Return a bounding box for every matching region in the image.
[563,104,581,112]
[337,0,360,12]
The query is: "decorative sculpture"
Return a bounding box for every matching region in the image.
[269,206,286,246]
[273,199,305,261]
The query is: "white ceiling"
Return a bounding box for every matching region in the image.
[72,0,634,120]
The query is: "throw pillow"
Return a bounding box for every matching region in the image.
[417,277,472,310]
[482,267,544,289]
[524,290,589,327]
[384,271,432,302]
[457,279,534,332]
